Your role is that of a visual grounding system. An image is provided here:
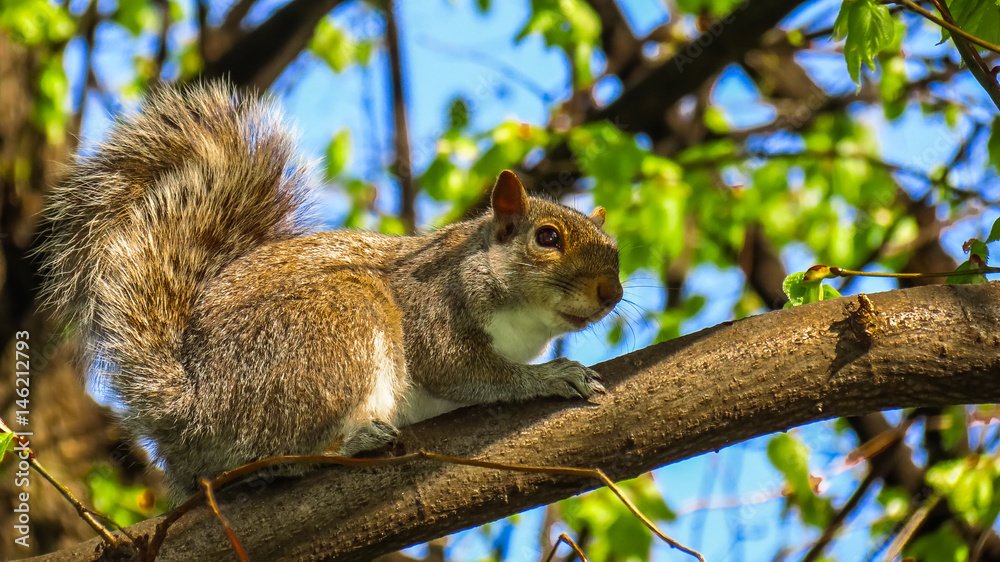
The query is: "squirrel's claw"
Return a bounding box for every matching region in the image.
[588,374,607,395]
[538,357,607,400]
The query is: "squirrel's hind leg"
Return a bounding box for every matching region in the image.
[337,420,400,457]
[326,277,408,458]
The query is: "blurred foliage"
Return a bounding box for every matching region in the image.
[560,475,675,561]
[85,465,167,528]
[767,433,833,528]
[311,16,374,73]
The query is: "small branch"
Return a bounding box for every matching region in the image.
[199,478,248,561]
[383,0,417,234]
[835,206,907,294]
[0,418,121,546]
[195,0,208,62]
[801,467,883,562]
[894,0,1000,55]
[220,0,257,35]
[829,265,1000,279]
[67,0,100,154]
[201,0,348,90]
[152,0,170,81]
[544,533,590,562]
[927,0,1000,112]
[423,452,706,562]
[882,495,943,561]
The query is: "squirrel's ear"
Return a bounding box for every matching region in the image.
[588,207,607,229]
[492,170,530,220]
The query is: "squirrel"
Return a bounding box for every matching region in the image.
[38,82,623,502]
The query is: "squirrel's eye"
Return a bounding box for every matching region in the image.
[535,226,562,249]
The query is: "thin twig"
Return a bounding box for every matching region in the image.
[151,0,171,81]
[927,0,1000,111]
[894,0,1000,55]
[882,495,942,561]
[801,467,883,562]
[972,525,993,562]
[0,418,121,546]
[419,451,706,562]
[544,533,590,562]
[830,266,1000,278]
[200,478,248,561]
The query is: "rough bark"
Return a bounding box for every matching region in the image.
[27,282,1000,562]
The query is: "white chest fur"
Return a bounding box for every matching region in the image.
[486,308,559,363]
[394,386,466,426]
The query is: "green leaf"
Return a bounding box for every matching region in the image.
[948,259,988,285]
[768,434,812,498]
[516,0,601,86]
[0,0,73,45]
[768,434,833,528]
[877,486,910,521]
[704,106,729,133]
[879,56,907,120]
[325,129,351,179]
[927,457,1000,527]
[0,430,14,463]
[835,0,895,83]
[420,156,460,200]
[945,0,1000,48]
[33,57,69,142]
[968,239,989,262]
[607,318,624,345]
[988,215,1000,243]
[448,97,470,130]
[310,17,370,73]
[115,0,159,35]
[989,118,1000,174]
[782,271,843,307]
[379,216,407,235]
[675,0,746,17]
[939,406,968,452]
[905,522,969,562]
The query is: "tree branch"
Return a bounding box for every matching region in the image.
[202,0,347,91]
[384,0,417,234]
[927,0,1000,112]
[27,282,1000,561]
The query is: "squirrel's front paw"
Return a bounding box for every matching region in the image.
[538,357,607,399]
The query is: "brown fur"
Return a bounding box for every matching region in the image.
[39,83,622,501]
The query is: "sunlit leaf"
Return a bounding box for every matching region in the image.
[834,0,895,83]
[325,129,351,179]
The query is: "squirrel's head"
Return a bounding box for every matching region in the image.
[487,170,623,336]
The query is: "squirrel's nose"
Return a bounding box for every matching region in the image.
[597,278,623,309]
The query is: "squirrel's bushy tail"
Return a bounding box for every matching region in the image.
[39,83,313,434]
